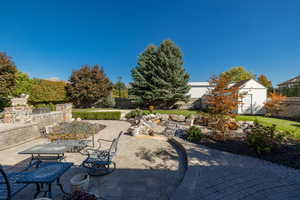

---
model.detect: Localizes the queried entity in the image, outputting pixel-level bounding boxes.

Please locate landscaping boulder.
[128,126,140,136]
[169,114,186,122]
[160,114,169,121]
[185,118,194,126]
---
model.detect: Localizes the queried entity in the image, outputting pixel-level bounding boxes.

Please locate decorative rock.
[185,118,194,126]
[169,114,186,122]
[160,114,169,121]
[128,126,140,136]
[151,125,166,134]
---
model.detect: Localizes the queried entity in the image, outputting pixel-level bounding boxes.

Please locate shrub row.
[72,111,121,120]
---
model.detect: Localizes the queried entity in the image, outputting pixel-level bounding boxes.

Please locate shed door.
[241,94,253,114]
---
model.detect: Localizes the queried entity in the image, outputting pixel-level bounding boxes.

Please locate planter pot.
[70,173,90,192]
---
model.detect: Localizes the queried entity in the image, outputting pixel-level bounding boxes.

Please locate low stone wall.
[0,123,40,150]
[277,97,300,120]
[31,111,65,127]
[0,103,72,150]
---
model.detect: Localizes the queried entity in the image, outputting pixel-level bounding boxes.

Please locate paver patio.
[1,120,300,199]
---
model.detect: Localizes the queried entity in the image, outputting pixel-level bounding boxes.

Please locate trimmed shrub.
[187,126,204,143]
[125,109,153,119]
[29,79,68,104]
[35,103,56,111]
[72,111,121,120]
[247,121,284,154]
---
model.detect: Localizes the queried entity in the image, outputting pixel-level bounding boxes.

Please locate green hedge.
[72,111,121,120]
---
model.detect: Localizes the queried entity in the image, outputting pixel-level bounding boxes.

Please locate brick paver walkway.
[171,138,300,200]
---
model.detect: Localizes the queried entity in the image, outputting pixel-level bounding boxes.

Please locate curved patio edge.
[168,137,300,200]
[168,137,205,200]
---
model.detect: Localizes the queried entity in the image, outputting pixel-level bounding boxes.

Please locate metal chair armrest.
[80,148,102,156]
[96,139,113,149]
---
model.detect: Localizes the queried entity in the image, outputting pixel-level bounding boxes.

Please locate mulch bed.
[198,137,300,170]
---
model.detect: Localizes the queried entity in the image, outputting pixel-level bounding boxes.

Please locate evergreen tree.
[131,40,190,108]
[66,65,113,108]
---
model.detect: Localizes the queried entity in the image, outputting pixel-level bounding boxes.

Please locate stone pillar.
[3,95,32,124]
[3,106,32,123]
[56,103,72,122]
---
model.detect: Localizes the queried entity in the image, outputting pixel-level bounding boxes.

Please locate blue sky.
[1,0,300,85]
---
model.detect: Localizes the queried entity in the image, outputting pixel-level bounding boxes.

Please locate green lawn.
[236,115,300,140]
[153,109,198,117]
[73,108,117,112]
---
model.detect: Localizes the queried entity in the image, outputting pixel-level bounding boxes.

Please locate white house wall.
[188,86,211,98]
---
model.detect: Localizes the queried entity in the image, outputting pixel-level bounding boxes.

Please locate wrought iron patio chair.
[81,132,123,176]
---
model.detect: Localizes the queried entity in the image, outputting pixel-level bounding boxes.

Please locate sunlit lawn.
[236,115,300,140]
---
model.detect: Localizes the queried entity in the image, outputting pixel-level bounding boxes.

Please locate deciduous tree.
[221,66,255,82]
[113,77,128,98]
[66,65,113,108]
[13,71,35,96]
[257,74,272,89]
[207,75,244,139]
[0,52,17,96]
[264,92,286,116]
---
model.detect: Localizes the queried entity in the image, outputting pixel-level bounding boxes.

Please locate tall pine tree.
[131,40,190,108]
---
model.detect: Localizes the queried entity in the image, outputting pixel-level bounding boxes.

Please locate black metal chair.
[81,132,123,176]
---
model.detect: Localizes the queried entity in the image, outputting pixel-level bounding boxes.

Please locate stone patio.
[1,120,182,200]
[1,120,300,199]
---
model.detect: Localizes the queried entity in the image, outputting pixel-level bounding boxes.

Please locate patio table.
[18,143,70,164]
[16,162,73,198]
[55,139,91,152]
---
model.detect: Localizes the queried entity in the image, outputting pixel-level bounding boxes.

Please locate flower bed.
[48,121,105,141]
[126,112,300,169]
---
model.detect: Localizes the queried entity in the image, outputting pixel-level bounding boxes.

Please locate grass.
[73,108,117,112]
[72,111,121,120]
[236,115,300,140]
[152,109,198,117]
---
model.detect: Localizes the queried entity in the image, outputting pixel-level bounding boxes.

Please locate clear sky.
[1,0,300,85]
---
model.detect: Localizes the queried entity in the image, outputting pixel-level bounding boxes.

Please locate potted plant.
[70,173,90,192]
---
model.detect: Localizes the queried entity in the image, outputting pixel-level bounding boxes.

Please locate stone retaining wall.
[0,103,72,150]
[31,111,65,126]
[0,123,40,150]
